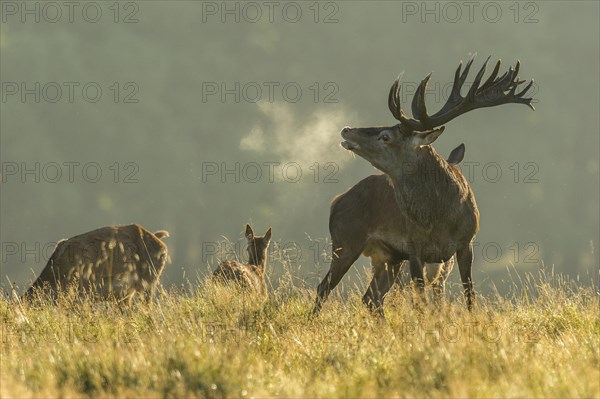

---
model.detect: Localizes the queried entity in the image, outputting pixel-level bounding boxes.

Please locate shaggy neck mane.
[387,146,466,230]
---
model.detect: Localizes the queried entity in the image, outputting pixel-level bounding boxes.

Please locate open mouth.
[341,140,359,151]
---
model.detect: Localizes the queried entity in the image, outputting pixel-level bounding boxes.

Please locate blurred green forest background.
[1,1,598,295]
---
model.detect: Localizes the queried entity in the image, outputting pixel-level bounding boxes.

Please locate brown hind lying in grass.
[212,224,272,295]
[22,224,170,304]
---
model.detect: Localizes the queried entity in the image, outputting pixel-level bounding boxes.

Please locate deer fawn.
[213,224,272,295]
[23,224,170,304]
[314,145,465,315]
[314,55,534,312]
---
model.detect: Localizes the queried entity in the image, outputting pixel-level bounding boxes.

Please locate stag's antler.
[388,55,535,131]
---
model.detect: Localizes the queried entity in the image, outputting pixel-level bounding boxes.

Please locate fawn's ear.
[245,224,254,240]
[154,230,170,239]
[264,227,272,242]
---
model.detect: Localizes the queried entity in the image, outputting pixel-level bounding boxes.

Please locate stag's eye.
[379,132,391,142]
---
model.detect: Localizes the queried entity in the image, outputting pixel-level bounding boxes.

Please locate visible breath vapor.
[240,102,355,171]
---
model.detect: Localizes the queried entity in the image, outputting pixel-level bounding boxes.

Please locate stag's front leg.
[409,255,426,307]
[456,244,474,311]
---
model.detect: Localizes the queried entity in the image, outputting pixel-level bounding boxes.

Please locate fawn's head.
[341,56,534,176]
[245,224,272,270]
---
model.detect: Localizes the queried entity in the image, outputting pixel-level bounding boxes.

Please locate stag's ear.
[412,126,445,147]
[245,224,254,240]
[263,227,272,242]
[447,143,465,165]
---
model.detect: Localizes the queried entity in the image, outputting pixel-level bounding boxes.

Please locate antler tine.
[467,55,491,100]
[411,73,432,127]
[515,79,535,110]
[424,56,535,128]
[388,79,401,120]
[488,60,534,109]
[480,59,501,91]
[450,61,463,101]
[386,56,535,130]
[457,55,476,94]
[433,55,477,118]
[387,75,422,129]
[517,79,534,97]
[512,60,521,85]
[490,65,515,91]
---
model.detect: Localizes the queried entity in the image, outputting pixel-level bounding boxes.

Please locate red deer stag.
[315,145,465,315]
[314,55,534,312]
[23,224,170,304]
[213,224,272,295]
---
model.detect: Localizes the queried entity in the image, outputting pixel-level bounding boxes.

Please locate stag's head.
[341,55,535,175]
[341,124,446,174]
[245,224,272,271]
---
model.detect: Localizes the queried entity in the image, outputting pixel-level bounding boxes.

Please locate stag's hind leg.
[362,259,404,316]
[456,245,474,311]
[313,246,361,315]
[409,255,427,308]
[429,257,454,305]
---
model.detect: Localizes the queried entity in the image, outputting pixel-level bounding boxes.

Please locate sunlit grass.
[1,269,598,398]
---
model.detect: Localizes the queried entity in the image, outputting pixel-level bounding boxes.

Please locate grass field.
[1,269,598,398]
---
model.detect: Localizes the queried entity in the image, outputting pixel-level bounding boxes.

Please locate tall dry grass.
[1,267,598,398]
